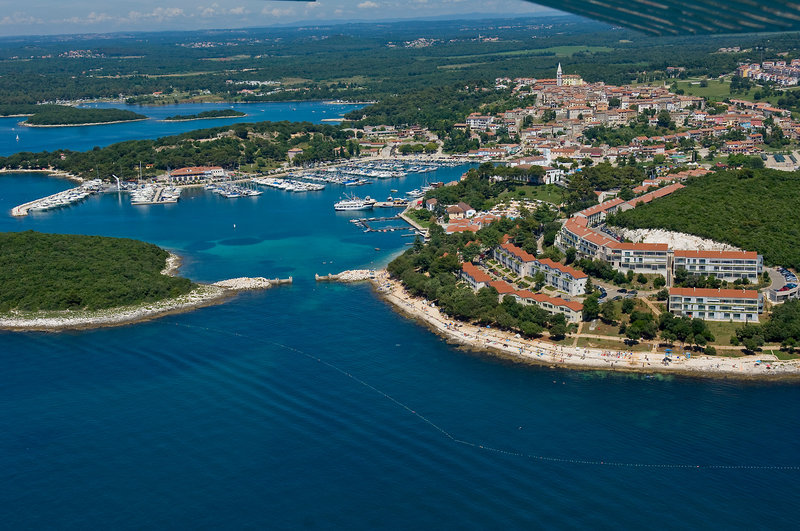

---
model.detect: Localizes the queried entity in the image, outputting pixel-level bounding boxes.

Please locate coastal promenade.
[371,271,800,380]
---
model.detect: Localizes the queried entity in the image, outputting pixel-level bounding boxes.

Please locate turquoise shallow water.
[1,101,361,156]
[1,157,800,526]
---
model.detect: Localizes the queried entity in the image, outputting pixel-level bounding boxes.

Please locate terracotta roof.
[500,242,537,263]
[536,257,589,279]
[490,280,516,294]
[577,197,624,218]
[514,290,583,311]
[613,242,669,252]
[669,287,759,299]
[462,262,492,284]
[170,166,223,176]
[673,250,759,260]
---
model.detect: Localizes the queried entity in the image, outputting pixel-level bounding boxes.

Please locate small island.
[0,231,280,330]
[22,106,147,127]
[163,109,246,121]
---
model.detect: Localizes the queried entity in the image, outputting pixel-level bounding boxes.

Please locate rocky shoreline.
[0,253,282,332]
[371,270,800,381]
[20,118,149,128]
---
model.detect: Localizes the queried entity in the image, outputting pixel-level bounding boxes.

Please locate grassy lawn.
[404,208,435,229]
[497,184,563,205]
[576,337,652,351]
[674,78,732,100]
[704,320,751,346]
[772,350,800,360]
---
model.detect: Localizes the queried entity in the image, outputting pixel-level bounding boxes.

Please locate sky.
[0,1,562,36]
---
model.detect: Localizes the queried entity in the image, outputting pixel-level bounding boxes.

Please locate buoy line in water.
[169,321,800,471]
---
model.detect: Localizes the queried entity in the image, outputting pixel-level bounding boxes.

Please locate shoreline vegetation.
[367,270,800,380]
[163,109,246,121]
[0,231,285,331]
[22,118,148,128]
[18,106,148,127]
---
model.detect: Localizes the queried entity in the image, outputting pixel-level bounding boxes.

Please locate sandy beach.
[371,270,800,381]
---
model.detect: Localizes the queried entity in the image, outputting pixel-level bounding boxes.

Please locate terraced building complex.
[668,287,761,322]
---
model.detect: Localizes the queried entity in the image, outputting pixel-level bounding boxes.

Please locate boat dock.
[11,179,104,217]
[349,216,420,234]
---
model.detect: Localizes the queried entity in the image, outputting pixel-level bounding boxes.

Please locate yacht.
[334,195,376,211]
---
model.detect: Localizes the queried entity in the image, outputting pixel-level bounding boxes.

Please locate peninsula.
[0,231,283,331]
[163,109,246,121]
[21,106,147,127]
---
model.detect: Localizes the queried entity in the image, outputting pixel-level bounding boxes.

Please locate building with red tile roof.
[493,241,588,296]
[669,287,761,322]
[672,250,763,282]
[513,290,583,322]
[461,262,492,290]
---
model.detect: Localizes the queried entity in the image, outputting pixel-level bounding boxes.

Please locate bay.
[1,101,361,156]
[0,140,799,527]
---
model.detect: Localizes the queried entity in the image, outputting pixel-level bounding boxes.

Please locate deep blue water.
[1,101,361,156]
[1,166,800,526]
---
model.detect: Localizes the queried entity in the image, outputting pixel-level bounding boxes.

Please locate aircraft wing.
[269,0,800,36]
[522,0,800,36]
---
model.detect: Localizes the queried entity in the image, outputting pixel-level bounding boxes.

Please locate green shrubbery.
[0,231,195,311]
[611,169,800,269]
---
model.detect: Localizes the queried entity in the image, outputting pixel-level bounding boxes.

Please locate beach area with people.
[370,270,800,380]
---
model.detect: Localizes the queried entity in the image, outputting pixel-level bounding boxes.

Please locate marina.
[7,158,467,217]
[10,179,104,216]
[130,185,182,205]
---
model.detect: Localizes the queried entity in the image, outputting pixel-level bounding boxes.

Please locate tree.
[565,247,577,265]
[582,295,600,321]
[584,277,594,295]
[549,323,568,340]
[621,297,635,314]
[656,110,674,129]
[636,273,647,284]
[600,300,618,324]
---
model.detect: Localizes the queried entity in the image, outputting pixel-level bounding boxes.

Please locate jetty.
[316,270,375,282]
[11,179,104,217]
[212,276,292,290]
[350,215,420,234]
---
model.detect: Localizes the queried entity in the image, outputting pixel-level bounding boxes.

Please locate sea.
[1,102,799,529]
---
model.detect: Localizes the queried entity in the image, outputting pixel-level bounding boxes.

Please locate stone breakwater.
[213,277,273,290]
[316,270,376,282]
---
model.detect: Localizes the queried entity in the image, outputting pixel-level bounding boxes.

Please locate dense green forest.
[0,231,194,311]
[164,110,246,121]
[24,107,146,126]
[0,121,355,178]
[609,169,800,269]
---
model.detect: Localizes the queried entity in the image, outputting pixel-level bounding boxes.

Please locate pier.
[11,179,104,217]
[349,215,419,234]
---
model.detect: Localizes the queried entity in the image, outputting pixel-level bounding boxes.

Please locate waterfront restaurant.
[170,166,227,183]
